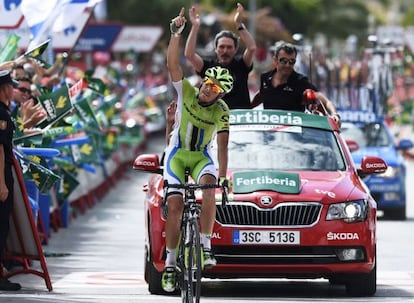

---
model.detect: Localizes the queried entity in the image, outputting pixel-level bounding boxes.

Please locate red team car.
[134,109,387,297]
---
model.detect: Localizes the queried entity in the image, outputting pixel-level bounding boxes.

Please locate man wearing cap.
[0,70,21,291]
[250,41,341,126]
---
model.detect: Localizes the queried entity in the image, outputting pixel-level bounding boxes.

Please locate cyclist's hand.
[219,177,229,207]
[218,177,229,191]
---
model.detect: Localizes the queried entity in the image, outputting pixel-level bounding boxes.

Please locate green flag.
[70,142,99,164]
[29,162,61,194]
[73,95,100,130]
[43,126,78,139]
[12,109,43,146]
[57,168,80,200]
[0,33,20,62]
[84,70,108,96]
[96,94,118,121]
[37,84,73,128]
[20,153,61,194]
[23,39,51,68]
[69,134,100,165]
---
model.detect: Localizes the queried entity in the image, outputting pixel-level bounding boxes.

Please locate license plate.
[233,230,300,245]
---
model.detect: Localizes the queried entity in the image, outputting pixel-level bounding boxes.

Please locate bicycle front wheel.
[182,219,202,303]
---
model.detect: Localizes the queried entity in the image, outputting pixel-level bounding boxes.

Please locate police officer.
[0,70,21,291]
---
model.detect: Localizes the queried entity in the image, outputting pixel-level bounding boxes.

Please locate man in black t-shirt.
[250,42,341,126]
[185,3,256,109]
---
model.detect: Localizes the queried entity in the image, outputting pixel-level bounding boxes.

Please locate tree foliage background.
[105,0,414,54]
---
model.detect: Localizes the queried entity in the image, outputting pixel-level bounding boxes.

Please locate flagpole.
[57,5,97,77]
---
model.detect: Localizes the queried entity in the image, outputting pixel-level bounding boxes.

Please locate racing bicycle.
[163,167,228,303]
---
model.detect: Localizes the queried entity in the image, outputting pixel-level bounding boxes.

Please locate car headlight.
[326,200,368,223]
[377,166,399,178]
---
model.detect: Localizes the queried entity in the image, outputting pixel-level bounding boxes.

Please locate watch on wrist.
[237,23,245,31]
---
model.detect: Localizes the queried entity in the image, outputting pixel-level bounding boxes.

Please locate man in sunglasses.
[185,3,256,109]
[11,77,32,111]
[250,41,341,126]
[11,77,46,130]
[161,8,233,293]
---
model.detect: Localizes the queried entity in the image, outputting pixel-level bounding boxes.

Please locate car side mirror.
[357,156,387,178]
[133,154,163,174]
[345,139,359,152]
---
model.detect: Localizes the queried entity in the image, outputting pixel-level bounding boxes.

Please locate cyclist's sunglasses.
[203,77,224,94]
[278,57,296,65]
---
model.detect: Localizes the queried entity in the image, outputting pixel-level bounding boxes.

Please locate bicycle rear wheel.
[182,219,202,303]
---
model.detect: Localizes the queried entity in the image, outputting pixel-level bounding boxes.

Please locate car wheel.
[144,246,149,283]
[145,214,168,295]
[345,261,376,296]
[147,256,166,295]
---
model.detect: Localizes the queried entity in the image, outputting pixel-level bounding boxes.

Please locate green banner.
[84,70,108,96]
[38,84,73,128]
[29,161,61,194]
[73,95,100,129]
[43,126,78,138]
[232,170,300,194]
[70,139,99,164]
[12,110,43,146]
[58,168,80,199]
[0,33,20,62]
[229,109,332,130]
[23,39,50,67]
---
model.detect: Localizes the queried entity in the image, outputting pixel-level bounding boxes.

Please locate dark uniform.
[0,70,20,291]
[260,69,318,111]
[0,101,14,259]
[200,56,252,109]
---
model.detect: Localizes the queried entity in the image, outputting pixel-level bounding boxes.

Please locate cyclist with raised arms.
[162,7,232,293]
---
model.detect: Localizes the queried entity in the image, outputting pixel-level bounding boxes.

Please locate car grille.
[216,202,322,226]
[212,245,366,265]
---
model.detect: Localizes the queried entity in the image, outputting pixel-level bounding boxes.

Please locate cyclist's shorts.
[163,145,217,195]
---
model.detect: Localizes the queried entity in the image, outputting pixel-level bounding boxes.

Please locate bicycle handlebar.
[164,180,228,207]
[164,182,218,190]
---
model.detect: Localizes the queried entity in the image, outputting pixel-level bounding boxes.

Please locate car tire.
[345,261,376,296]
[147,256,166,295]
[145,215,168,295]
[145,218,178,295]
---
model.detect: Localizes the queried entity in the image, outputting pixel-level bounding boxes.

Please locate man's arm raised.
[184,5,204,73]
[167,7,186,82]
[234,2,257,68]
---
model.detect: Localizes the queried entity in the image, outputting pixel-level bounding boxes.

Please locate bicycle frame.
[163,168,224,303]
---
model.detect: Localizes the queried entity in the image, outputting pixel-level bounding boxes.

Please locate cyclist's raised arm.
[167,8,186,82]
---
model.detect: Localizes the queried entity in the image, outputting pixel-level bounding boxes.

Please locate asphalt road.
[1,133,414,302]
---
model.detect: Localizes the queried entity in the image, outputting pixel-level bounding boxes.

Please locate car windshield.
[225,127,346,171]
[341,122,391,147]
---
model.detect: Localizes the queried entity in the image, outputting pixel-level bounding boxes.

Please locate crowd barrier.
[4,138,146,291]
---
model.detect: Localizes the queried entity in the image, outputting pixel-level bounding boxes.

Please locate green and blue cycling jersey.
[164,78,229,186]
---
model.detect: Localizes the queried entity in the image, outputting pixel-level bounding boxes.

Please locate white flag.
[20,0,101,50]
